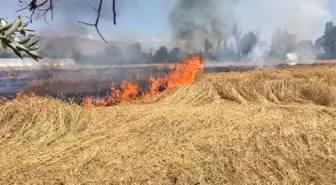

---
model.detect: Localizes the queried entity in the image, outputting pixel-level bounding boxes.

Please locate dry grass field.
[0,63,335,184]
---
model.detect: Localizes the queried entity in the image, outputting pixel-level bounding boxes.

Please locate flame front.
[84,55,204,108]
[15,90,35,100]
[13,56,204,108]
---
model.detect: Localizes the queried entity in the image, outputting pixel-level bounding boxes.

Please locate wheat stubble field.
[0,63,335,184]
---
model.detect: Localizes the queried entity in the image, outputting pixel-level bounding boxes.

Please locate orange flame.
[83,55,204,108]
[83,97,94,109]
[15,90,36,100]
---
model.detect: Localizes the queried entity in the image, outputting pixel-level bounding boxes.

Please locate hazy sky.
[0,0,335,42]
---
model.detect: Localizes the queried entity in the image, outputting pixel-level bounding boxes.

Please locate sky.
[0,0,335,43]
[0,0,175,40]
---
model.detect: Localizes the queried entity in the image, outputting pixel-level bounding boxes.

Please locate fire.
[84,55,204,108]
[165,56,203,88]
[15,90,36,100]
[83,97,94,109]
[12,55,204,108]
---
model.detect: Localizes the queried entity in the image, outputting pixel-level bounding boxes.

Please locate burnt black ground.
[0,64,271,104]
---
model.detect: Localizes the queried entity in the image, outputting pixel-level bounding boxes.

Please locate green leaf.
[1,40,8,50]
[4,18,21,38]
[25,50,42,61]
[23,28,35,32]
[0,19,7,26]
[0,17,41,60]
[16,43,30,52]
[6,41,23,59]
[24,37,40,48]
[18,35,33,45]
[29,45,40,51]
[17,22,28,32]
[0,21,14,32]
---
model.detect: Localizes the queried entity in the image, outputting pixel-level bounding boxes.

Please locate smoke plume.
[236,0,332,41]
[169,0,238,51]
[224,0,332,62]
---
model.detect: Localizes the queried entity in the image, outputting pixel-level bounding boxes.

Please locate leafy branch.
[0,16,42,61]
[1,0,118,60]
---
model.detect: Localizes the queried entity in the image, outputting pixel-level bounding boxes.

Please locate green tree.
[239,31,258,59]
[124,43,144,64]
[152,46,169,63]
[168,47,184,62]
[40,41,67,58]
[294,40,315,60]
[268,30,297,60]
[315,22,336,59]
[104,44,124,64]
[132,43,141,52]
[231,23,242,59]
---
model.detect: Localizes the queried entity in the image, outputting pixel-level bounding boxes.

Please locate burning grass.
[0,62,335,184]
[85,55,204,107]
[20,55,205,107]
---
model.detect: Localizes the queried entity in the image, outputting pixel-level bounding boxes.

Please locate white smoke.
[170,0,237,51]
[286,52,298,65]
[286,52,299,61]
[248,41,271,67]
[236,0,332,41]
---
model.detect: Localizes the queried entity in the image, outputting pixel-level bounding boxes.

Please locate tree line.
[71,43,185,65]
[0,40,185,65]
[0,20,335,64]
[215,21,335,61]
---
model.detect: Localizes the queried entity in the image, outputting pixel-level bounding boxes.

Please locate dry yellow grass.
[0,64,335,184]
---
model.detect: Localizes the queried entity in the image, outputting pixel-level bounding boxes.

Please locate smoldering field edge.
[0,59,335,105]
